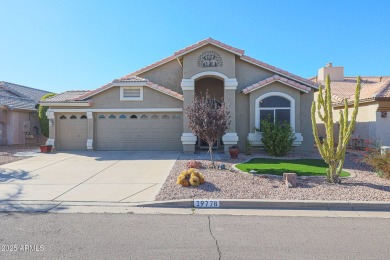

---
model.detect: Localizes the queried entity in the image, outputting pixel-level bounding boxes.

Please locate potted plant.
[40,145,52,153]
[229,145,239,159]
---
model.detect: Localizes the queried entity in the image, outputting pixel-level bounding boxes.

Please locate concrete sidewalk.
[0,151,180,203]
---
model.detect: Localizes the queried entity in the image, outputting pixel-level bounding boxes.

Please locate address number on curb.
[194,200,220,208]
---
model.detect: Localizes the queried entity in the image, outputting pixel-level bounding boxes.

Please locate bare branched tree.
[184,91,231,168]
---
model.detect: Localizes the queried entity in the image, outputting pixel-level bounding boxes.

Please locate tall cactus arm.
[311,102,329,163]
[317,86,326,122]
[325,75,334,157]
[336,109,345,158]
[343,76,361,147]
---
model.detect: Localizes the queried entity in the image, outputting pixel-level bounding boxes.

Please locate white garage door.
[95,113,183,151]
[58,114,88,150]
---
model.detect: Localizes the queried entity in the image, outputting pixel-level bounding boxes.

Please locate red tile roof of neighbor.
[45,38,319,104]
[313,76,390,104]
[241,75,312,94]
[40,90,90,103]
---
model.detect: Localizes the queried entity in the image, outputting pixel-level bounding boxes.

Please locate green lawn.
[236,158,350,177]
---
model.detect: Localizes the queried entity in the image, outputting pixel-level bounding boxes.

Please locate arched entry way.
[194,77,224,150]
[181,71,239,153]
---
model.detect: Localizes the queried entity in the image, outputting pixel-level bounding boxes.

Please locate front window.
[259,96,291,131]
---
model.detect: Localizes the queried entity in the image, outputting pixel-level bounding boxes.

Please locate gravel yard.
[155,150,390,202]
[0,145,41,166]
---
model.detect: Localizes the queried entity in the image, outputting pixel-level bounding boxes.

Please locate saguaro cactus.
[311,75,361,183]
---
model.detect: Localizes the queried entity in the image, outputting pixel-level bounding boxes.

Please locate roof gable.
[46,76,184,104]
[242,75,311,94]
[119,38,318,89]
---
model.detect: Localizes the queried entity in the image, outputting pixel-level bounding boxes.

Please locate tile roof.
[314,76,390,104]
[241,75,311,94]
[145,81,183,100]
[120,38,318,89]
[40,91,90,103]
[241,56,319,89]
[50,77,183,103]
[173,37,245,57]
[0,81,50,110]
[122,38,246,79]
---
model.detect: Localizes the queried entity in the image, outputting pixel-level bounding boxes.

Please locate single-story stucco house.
[41,38,320,152]
[0,81,50,145]
[313,63,390,146]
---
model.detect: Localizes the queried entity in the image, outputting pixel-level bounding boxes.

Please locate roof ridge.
[374,79,390,98]
[0,81,50,93]
[241,55,319,88]
[241,74,311,94]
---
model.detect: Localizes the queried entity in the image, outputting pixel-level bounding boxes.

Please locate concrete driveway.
[0,151,180,203]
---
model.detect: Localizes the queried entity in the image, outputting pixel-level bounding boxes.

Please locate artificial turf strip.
[235,158,350,177]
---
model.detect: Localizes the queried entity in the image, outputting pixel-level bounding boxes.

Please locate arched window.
[70,115,77,119]
[130,115,138,119]
[109,114,116,119]
[151,115,159,119]
[162,115,169,119]
[60,115,67,119]
[140,115,148,119]
[80,115,87,119]
[98,115,105,119]
[119,114,126,119]
[255,92,295,132]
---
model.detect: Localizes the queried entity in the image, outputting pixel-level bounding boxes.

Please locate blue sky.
[1,0,389,93]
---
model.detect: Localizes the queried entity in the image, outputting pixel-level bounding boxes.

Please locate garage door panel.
[96,113,182,151]
[58,114,88,150]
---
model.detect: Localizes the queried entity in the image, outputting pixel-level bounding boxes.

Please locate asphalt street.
[1,212,389,259]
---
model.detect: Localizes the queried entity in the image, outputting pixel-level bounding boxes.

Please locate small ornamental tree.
[38,93,56,137]
[311,75,361,183]
[184,91,231,168]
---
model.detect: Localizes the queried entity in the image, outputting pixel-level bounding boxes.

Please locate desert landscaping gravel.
[0,145,40,166]
[156,151,390,202]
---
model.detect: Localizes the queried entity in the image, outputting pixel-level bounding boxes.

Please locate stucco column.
[46,110,55,147]
[181,79,197,153]
[86,111,93,150]
[222,78,239,153]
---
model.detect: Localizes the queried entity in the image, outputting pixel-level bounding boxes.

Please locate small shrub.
[187,160,202,169]
[176,168,206,187]
[260,119,295,156]
[362,142,390,179]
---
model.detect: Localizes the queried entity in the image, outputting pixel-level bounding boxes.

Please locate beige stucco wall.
[235,58,274,90]
[240,79,314,151]
[138,60,183,94]
[90,86,183,109]
[183,45,236,79]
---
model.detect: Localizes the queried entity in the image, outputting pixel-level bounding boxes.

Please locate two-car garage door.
[95,112,183,151]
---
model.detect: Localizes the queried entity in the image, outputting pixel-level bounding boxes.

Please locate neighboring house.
[313,63,390,146]
[0,81,50,145]
[41,38,319,152]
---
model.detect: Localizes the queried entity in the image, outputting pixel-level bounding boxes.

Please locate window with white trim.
[255,92,295,132]
[120,86,143,101]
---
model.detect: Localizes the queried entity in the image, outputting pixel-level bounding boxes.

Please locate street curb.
[139,199,390,211]
[1,199,390,213]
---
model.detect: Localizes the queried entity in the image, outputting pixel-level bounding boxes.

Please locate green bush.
[362,142,390,179]
[38,93,56,137]
[260,119,295,156]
